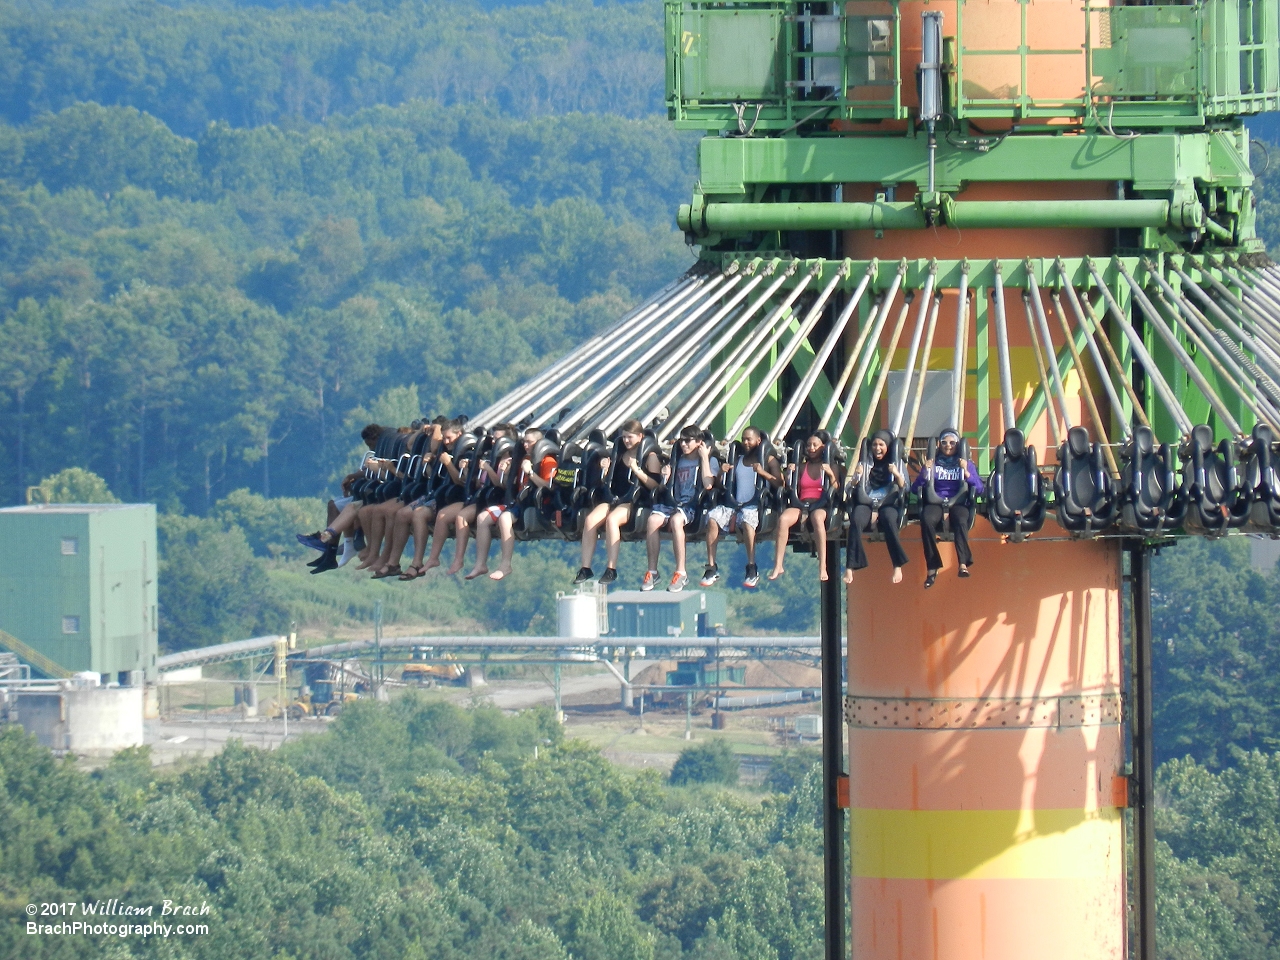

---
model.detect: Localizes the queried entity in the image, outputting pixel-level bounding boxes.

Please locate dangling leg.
[423,502,463,571]
[467,510,496,579]
[770,507,801,580]
[879,505,907,584]
[603,504,631,575]
[490,510,516,580]
[950,504,974,576]
[577,502,610,581]
[845,504,871,584]
[919,503,944,587]
[810,508,829,581]
[448,504,478,574]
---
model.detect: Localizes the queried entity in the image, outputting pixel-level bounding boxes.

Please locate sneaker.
[699,565,719,587]
[573,567,594,585]
[743,564,760,589]
[668,571,688,592]
[309,548,339,574]
[598,567,618,584]
[297,532,327,552]
[642,570,658,592]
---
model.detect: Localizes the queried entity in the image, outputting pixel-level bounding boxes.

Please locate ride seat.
[1242,423,1280,536]
[1053,426,1118,536]
[1180,424,1249,536]
[1118,426,1184,534]
[847,434,908,542]
[919,433,979,540]
[785,434,844,551]
[986,428,1045,541]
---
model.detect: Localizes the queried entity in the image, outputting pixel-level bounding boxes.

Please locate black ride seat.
[514,435,561,541]
[612,430,662,542]
[1053,426,1117,536]
[785,433,844,551]
[1180,424,1249,536]
[986,428,1045,541]
[848,433,908,542]
[919,433,979,541]
[547,432,608,541]
[1242,423,1280,536]
[1118,426,1184,534]
[658,429,719,544]
[721,433,781,540]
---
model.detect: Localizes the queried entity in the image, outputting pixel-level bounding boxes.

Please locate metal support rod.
[1072,286,1148,431]
[991,265,1017,433]
[699,266,821,429]
[1087,259,1192,436]
[728,262,850,441]
[950,263,970,429]
[1050,292,1119,476]
[851,291,916,445]
[904,293,943,444]
[820,538,845,960]
[1128,543,1157,960]
[1174,264,1280,385]
[1026,269,1074,433]
[890,262,937,435]
[822,261,908,430]
[1116,260,1241,436]
[1020,291,1064,449]
[774,263,876,440]
[665,259,793,432]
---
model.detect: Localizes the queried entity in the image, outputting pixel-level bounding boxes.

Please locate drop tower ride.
[472,2,1280,957]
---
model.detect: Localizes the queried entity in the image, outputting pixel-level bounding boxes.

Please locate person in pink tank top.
[771,433,841,582]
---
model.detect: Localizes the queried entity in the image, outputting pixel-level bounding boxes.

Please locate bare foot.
[842,569,853,585]
[421,558,441,572]
[892,567,903,584]
[768,567,785,581]
[819,569,829,582]
[446,559,465,575]
[464,567,488,580]
[488,568,508,581]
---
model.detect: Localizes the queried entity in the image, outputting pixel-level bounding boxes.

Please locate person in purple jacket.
[910,429,984,588]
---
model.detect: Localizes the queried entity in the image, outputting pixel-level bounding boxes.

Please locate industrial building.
[0,503,158,682]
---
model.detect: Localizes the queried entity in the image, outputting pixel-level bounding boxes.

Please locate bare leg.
[372,501,410,571]
[670,513,687,574]
[356,504,384,567]
[468,511,496,579]
[448,505,478,574]
[770,507,801,579]
[407,506,435,570]
[604,505,630,569]
[810,508,828,581]
[321,502,361,542]
[706,520,720,566]
[490,511,515,580]
[741,519,755,566]
[645,512,666,571]
[423,503,464,570]
[580,503,610,570]
[383,505,416,572]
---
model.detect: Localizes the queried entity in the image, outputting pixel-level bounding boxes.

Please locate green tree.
[670,740,741,787]
[28,467,118,504]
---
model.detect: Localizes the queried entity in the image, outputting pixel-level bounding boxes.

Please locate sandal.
[398,565,425,581]
[371,565,402,579]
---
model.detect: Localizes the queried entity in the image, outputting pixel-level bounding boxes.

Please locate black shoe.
[924,571,937,589]
[310,549,339,574]
[699,565,719,587]
[354,531,367,552]
[573,567,594,584]
[599,567,618,584]
[958,565,971,578]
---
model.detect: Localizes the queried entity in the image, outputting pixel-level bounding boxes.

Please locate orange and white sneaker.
[668,571,688,592]
[642,570,658,592]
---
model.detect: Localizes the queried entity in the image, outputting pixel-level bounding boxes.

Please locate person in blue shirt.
[644,425,719,592]
[910,429,984,588]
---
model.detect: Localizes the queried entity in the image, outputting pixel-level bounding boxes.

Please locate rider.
[910,428,983,588]
[704,426,781,589]
[644,425,718,593]
[771,433,840,583]
[845,429,909,585]
[574,419,663,585]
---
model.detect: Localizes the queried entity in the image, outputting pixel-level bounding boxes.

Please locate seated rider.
[467,427,556,581]
[845,429,909,585]
[298,422,392,566]
[771,433,840,583]
[574,418,662,585]
[704,426,781,590]
[910,428,983,588]
[643,425,718,593]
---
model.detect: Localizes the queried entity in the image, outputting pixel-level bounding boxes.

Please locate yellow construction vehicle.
[401,648,465,687]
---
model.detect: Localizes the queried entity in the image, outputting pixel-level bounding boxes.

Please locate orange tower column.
[846,535,1127,960]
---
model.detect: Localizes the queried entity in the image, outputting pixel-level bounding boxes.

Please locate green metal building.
[0,504,158,681]
[604,590,728,639]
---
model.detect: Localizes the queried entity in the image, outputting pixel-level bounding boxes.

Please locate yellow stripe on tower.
[852,807,1124,881]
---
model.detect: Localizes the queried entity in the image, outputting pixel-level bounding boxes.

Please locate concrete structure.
[0,504,158,681]
[6,683,144,756]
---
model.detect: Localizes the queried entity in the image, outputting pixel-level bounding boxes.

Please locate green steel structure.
[0,504,158,681]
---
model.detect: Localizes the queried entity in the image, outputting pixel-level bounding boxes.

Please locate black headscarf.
[935,428,962,471]
[867,429,894,488]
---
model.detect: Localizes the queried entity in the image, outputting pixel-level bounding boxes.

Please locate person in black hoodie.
[844,429,909,585]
